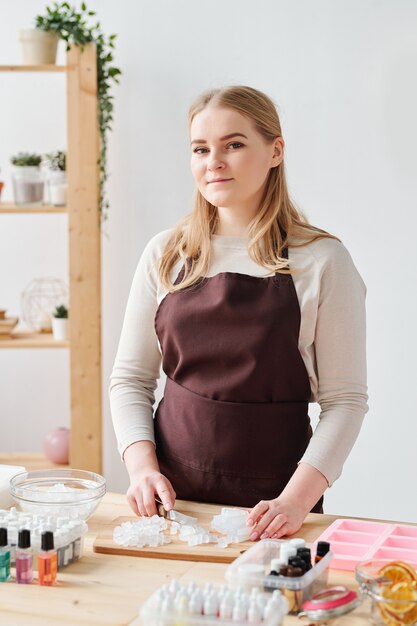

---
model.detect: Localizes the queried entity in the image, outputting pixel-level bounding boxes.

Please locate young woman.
[110,85,368,540]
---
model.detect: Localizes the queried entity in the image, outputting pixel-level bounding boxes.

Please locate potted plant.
[35,1,121,221]
[44,150,67,206]
[19,27,59,65]
[10,152,44,206]
[52,304,69,341]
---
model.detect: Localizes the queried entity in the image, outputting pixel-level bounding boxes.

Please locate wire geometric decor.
[21,277,68,332]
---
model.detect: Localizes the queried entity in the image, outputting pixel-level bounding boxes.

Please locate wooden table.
[0,492,394,625]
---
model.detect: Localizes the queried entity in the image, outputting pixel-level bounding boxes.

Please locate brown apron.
[154,245,323,512]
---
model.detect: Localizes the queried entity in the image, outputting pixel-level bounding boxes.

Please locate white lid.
[280,544,297,558]
[270,558,286,571]
[238,563,265,576]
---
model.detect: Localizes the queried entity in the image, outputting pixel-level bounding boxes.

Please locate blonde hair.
[159,85,340,292]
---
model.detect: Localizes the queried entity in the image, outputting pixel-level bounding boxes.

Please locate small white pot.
[19,28,59,65]
[48,171,67,206]
[52,317,69,341]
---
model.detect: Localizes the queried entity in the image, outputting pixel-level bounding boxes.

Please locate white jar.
[48,170,67,206]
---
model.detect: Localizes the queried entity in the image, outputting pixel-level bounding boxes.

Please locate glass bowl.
[10,469,106,520]
[355,560,397,590]
[368,579,417,625]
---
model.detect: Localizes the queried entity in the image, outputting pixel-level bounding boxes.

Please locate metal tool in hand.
[155,498,197,525]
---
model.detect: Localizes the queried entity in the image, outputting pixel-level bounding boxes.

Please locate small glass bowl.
[10,469,106,520]
[368,579,417,625]
[355,560,394,590]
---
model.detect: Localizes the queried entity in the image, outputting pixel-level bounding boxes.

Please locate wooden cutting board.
[93,500,252,563]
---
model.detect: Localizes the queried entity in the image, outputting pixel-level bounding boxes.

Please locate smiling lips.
[209,178,233,184]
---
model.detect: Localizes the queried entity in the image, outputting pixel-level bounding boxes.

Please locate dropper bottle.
[0,528,11,582]
[16,529,33,584]
[38,531,57,586]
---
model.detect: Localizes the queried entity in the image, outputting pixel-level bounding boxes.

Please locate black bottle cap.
[41,531,54,551]
[299,548,312,565]
[0,527,7,547]
[18,528,31,549]
[288,556,307,573]
[316,541,330,556]
[297,547,311,558]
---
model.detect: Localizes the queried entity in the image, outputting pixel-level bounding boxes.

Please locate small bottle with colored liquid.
[0,528,11,582]
[38,531,57,586]
[315,540,330,564]
[16,529,33,584]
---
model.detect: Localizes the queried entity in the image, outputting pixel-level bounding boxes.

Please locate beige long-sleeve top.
[110,230,368,486]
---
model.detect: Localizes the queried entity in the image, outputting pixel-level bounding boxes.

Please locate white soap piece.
[187,535,201,547]
[0,465,26,509]
[221,507,247,517]
[211,508,250,542]
[217,537,229,548]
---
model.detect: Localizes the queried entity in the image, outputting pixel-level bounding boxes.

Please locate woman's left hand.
[246,495,308,540]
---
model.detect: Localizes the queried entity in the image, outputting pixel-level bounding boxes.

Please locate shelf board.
[0,331,69,348]
[0,202,68,214]
[0,453,68,471]
[0,65,67,72]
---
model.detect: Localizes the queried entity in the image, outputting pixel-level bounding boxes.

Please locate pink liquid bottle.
[16,529,33,584]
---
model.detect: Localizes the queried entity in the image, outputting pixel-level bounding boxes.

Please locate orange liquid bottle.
[38,531,57,586]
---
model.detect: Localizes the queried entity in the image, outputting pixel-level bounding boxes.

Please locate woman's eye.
[193,142,243,154]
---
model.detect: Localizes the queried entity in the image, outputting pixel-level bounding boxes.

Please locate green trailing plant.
[53,304,68,318]
[35,2,121,220]
[45,150,66,171]
[11,152,42,167]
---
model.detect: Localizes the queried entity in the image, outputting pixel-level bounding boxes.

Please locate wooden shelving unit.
[0,46,102,473]
[0,453,68,472]
[0,64,67,72]
[0,202,68,214]
[0,331,69,348]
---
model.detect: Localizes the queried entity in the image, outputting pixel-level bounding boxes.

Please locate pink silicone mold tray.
[314,519,417,571]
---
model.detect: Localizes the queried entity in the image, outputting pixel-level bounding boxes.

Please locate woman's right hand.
[127,468,176,517]
[123,440,176,517]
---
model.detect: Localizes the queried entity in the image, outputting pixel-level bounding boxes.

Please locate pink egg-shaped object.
[43,427,70,465]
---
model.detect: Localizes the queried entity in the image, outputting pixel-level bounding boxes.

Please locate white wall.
[1,1,416,523]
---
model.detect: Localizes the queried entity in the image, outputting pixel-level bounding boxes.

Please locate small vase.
[43,427,70,465]
[52,317,69,341]
[19,29,59,65]
[12,166,44,206]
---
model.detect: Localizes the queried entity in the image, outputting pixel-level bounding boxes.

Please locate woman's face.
[190,106,284,215]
